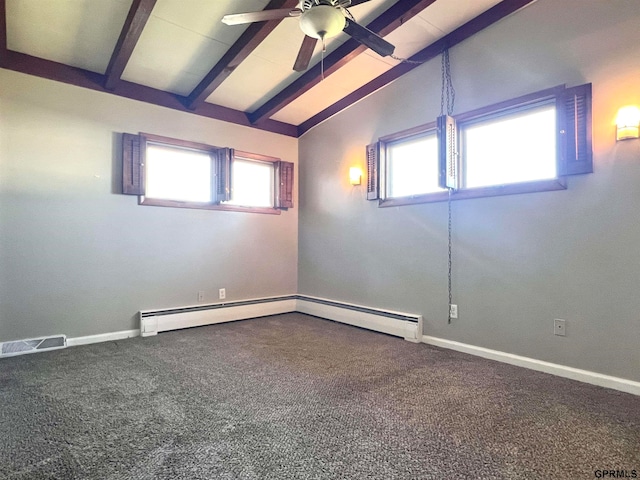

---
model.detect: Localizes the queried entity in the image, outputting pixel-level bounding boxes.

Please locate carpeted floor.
[1,313,639,479]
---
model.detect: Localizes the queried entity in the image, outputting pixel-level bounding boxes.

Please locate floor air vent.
[0,335,67,357]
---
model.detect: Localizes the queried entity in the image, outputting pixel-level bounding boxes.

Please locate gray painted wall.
[298,0,640,381]
[0,70,298,340]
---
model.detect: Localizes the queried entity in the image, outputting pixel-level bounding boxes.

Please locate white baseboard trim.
[422,335,640,396]
[296,296,421,342]
[67,329,140,347]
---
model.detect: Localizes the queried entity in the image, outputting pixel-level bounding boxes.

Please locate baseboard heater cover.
[140,295,421,342]
[296,295,421,342]
[140,296,297,337]
[0,335,67,358]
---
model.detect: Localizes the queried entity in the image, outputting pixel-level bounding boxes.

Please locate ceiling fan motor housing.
[300,0,352,10]
[299,4,346,40]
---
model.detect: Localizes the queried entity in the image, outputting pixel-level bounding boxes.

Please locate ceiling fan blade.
[222,8,301,26]
[293,36,318,72]
[346,0,374,6]
[343,19,395,57]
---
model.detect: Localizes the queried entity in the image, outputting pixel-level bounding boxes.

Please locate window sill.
[378,178,567,207]
[140,197,282,215]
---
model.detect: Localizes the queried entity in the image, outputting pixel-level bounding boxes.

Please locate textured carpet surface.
[1,313,639,479]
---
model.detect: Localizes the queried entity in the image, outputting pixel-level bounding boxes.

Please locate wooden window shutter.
[437,115,458,189]
[122,133,144,195]
[276,161,294,209]
[214,147,233,203]
[366,142,380,200]
[559,83,592,175]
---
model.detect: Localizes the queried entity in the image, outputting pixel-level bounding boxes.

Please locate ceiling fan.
[221,0,395,72]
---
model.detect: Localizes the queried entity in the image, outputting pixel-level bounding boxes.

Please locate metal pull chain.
[440,48,455,324]
[440,48,455,117]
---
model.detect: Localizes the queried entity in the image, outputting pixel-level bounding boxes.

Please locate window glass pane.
[145,144,211,202]
[463,105,556,188]
[387,134,441,198]
[226,158,274,208]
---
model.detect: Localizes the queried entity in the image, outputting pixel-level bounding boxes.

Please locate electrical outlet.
[554,318,566,336]
[197,291,204,302]
[449,304,458,319]
[219,288,226,300]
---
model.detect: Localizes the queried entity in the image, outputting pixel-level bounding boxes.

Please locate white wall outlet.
[219,288,226,300]
[197,291,204,302]
[554,318,566,336]
[449,304,458,319]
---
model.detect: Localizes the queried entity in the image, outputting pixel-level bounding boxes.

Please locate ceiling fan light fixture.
[299,5,346,40]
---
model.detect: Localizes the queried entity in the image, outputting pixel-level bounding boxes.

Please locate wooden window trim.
[123,132,292,214]
[453,85,565,124]
[366,142,380,200]
[141,132,218,152]
[122,133,144,195]
[374,124,440,204]
[138,198,282,215]
[559,83,593,175]
[275,160,294,209]
[379,121,437,143]
[379,178,567,207]
[234,150,280,163]
[369,83,590,207]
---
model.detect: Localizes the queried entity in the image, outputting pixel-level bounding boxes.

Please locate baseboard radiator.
[295,296,421,342]
[140,296,297,337]
[0,335,67,358]
[140,295,421,342]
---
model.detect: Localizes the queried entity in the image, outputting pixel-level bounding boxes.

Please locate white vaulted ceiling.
[3,0,526,136]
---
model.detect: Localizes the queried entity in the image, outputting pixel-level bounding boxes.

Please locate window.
[145,143,212,203]
[386,133,442,198]
[366,125,443,202]
[462,103,557,188]
[225,155,275,208]
[367,84,592,206]
[122,133,293,214]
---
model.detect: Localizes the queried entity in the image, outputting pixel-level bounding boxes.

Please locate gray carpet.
[1,313,639,479]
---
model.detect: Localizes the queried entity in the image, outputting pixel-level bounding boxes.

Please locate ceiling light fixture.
[299,4,346,41]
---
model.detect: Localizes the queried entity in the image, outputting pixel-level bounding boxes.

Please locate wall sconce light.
[349,167,362,185]
[616,105,640,141]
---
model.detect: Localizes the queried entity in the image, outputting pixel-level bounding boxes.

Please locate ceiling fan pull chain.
[390,53,426,65]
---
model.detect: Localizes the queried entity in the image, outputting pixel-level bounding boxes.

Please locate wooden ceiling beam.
[297,0,536,136]
[0,0,7,67]
[2,50,298,137]
[186,0,299,110]
[248,0,438,125]
[104,0,157,91]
